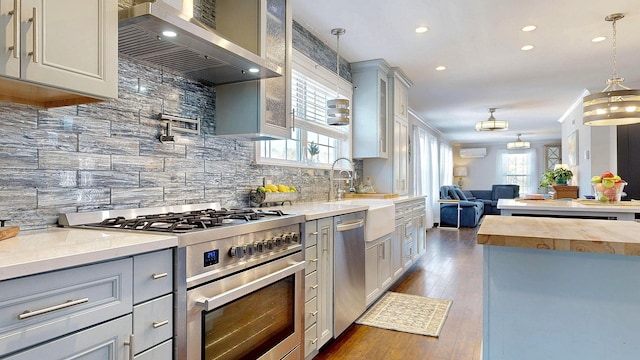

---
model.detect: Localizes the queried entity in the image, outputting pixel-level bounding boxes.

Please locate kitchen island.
[478,215,640,360]
[497,198,640,220]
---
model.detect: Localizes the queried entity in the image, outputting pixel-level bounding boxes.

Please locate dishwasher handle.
[336,219,364,232]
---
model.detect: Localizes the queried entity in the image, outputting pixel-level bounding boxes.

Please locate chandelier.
[583,13,640,126]
[327,28,350,126]
[475,108,508,131]
[507,133,530,149]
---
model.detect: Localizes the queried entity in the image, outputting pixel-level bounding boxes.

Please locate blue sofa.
[439,185,484,227]
[463,184,520,215]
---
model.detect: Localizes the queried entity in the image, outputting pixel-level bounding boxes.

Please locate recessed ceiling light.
[162,30,177,37]
[521,45,534,51]
[522,25,537,32]
[415,26,428,34]
[248,68,260,73]
[592,36,606,43]
[435,66,446,71]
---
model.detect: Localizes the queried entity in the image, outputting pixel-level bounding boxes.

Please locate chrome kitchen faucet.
[329,157,356,201]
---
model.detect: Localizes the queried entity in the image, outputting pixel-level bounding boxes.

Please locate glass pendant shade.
[507,134,530,149]
[327,99,350,125]
[475,108,508,131]
[327,28,350,126]
[583,14,640,126]
[583,87,640,126]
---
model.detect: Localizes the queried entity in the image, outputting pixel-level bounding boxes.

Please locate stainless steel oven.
[180,218,306,360]
[185,252,304,360]
[59,203,306,360]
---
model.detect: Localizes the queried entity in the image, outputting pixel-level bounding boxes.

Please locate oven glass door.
[203,274,295,360]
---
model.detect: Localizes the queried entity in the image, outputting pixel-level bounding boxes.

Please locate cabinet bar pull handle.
[18,297,89,320]
[152,320,169,328]
[8,0,20,59]
[308,258,318,263]
[152,272,168,280]
[28,7,37,63]
[311,284,319,289]
[310,310,318,316]
[311,338,318,344]
[124,334,134,360]
[310,231,318,236]
[322,228,329,251]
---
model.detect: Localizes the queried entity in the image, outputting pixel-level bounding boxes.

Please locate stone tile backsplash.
[0,14,356,230]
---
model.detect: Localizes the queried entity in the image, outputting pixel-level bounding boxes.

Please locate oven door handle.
[195,260,306,311]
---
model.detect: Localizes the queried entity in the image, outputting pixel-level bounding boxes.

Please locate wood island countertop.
[477,215,640,256]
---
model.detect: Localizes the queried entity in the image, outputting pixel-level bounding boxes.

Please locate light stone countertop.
[266,195,426,220]
[0,196,427,280]
[498,198,640,213]
[478,215,640,256]
[0,227,178,281]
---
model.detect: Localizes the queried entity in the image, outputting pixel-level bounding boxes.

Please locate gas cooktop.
[59,203,305,246]
[80,208,288,233]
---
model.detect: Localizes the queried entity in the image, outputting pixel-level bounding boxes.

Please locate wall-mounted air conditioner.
[460,148,487,158]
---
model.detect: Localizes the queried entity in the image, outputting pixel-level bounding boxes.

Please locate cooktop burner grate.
[89,208,288,233]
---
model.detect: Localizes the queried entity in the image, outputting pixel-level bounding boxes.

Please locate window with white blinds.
[258,50,352,167]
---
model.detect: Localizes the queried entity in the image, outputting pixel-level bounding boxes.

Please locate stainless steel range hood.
[118,1,282,86]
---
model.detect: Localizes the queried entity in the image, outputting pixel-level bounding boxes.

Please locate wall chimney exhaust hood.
[118,1,282,86]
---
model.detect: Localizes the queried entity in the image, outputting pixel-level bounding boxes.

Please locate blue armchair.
[439,185,484,227]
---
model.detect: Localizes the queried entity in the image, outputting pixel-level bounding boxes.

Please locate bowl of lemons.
[251,183,298,205]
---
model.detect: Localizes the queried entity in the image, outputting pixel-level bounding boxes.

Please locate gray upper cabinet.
[352,59,391,159]
[0,0,118,107]
[215,0,293,140]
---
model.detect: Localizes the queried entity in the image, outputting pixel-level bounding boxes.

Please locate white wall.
[559,92,617,197]
[452,143,555,193]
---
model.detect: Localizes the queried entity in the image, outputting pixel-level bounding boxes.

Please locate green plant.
[307,141,320,156]
[539,168,573,188]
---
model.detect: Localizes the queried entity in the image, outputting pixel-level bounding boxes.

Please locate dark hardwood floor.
[315,226,483,360]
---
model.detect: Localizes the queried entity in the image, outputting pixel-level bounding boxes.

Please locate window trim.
[255,49,353,169]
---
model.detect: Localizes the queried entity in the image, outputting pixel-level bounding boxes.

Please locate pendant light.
[327,28,350,126]
[583,13,640,126]
[507,133,530,149]
[475,108,509,131]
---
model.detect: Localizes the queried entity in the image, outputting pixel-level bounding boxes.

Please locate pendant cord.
[611,18,618,80]
[335,32,341,97]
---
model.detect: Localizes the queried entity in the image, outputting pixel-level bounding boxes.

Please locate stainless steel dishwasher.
[333,211,366,337]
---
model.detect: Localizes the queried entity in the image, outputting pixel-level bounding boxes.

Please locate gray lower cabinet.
[4,314,132,360]
[303,217,333,360]
[365,234,392,306]
[134,339,172,360]
[0,248,174,359]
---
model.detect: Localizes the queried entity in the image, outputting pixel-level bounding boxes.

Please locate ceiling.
[292,0,640,146]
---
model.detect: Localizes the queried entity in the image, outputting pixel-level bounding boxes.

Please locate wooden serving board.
[344,193,399,199]
[0,226,19,241]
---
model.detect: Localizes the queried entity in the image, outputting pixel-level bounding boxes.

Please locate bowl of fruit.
[250,183,298,205]
[591,171,627,203]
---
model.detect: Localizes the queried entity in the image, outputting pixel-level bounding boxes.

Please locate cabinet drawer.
[4,314,131,360]
[304,297,318,329]
[305,225,318,247]
[134,339,173,360]
[305,245,318,274]
[305,271,318,302]
[133,294,173,354]
[133,249,173,304]
[304,323,318,358]
[0,258,133,355]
